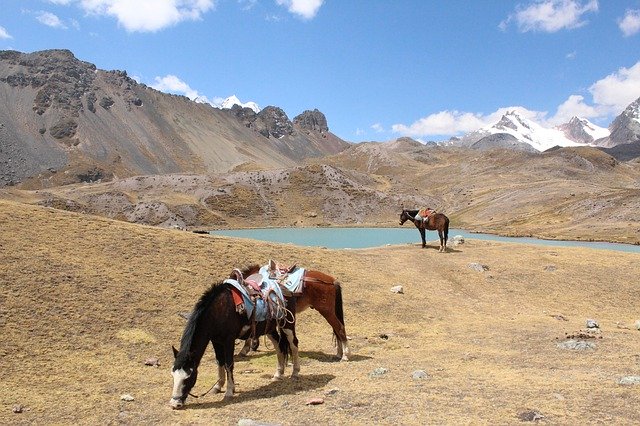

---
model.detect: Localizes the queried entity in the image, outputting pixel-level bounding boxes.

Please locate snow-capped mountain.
[446,111,592,152]
[218,95,260,113]
[555,117,609,145]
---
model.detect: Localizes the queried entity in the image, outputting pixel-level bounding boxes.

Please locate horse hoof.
[272,375,283,381]
[222,395,233,402]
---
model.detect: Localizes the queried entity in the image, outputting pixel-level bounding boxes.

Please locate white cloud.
[589,61,640,113]
[500,0,598,33]
[392,110,487,137]
[548,95,601,124]
[46,0,74,4]
[566,50,577,59]
[239,0,258,11]
[151,75,209,103]
[394,61,640,138]
[275,0,323,20]
[392,107,550,138]
[78,0,215,32]
[371,123,384,133]
[619,9,640,37]
[35,11,68,29]
[0,26,12,39]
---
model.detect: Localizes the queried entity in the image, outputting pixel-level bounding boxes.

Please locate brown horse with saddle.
[238,260,350,361]
[400,208,450,252]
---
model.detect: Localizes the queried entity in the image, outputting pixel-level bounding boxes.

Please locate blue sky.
[1,0,640,142]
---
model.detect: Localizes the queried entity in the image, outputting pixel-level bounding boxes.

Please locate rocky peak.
[293,109,329,133]
[608,97,640,146]
[0,49,97,116]
[495,111,532,132]
[255,106,294,139]
[556,116,609,145]
[230,104,258,128]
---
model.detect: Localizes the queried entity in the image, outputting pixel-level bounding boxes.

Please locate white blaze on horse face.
[170,368,190,403]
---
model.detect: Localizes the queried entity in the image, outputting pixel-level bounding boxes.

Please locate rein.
[189,379,222,399]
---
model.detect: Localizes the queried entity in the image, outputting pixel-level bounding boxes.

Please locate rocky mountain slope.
[4,138,639,244]
[0,49,349,188]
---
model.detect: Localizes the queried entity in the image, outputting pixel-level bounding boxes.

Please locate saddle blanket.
[224,278,286,322]
[259,264,306,294]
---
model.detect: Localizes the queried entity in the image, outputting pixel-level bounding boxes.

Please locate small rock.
[369,367,389,378]
[517,410,544,422]
[12,405,23,413]
[144,357,159,367]
[543,265,557,272]
[551,314,568,321]
[452,235,465,246]
[619,376,640,385]
[120,394,135,402]
[616,322,630,330]
[635,320,640,330]
[412,370,428,379]
[305,398,324,405]
[238,419,281,426]
[468,262,489,272]
[390,285,404,294]
[324,388,339,396]
[178,312,191,320]
[557,339,596,351]
[586,319,599,329]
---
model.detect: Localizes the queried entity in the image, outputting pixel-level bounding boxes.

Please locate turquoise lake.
[209,227,640,253]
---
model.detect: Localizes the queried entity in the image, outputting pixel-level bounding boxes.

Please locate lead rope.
[189,378,222,399]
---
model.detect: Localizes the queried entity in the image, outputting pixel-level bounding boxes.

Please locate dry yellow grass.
[1,199,639,425]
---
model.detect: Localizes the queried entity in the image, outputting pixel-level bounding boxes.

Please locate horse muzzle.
[169,396,185,409]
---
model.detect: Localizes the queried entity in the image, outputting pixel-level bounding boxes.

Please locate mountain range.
[444,104,640,153]
[0,49,348,188]
[1,49,639,245]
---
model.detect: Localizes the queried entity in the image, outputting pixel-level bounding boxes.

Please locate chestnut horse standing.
[239,263,350,361]
[400,208,450,252]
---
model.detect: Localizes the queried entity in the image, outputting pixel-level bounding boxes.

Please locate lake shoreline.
[209,226,640,253]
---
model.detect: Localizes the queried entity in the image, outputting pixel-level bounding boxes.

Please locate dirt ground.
[1,199,640,425]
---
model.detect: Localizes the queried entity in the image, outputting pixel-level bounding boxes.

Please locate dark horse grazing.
[169,265,298,409]
[238,262,350,361]
[399,208,450,252]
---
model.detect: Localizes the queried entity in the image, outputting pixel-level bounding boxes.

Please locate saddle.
[268,259,297,278]
[266,259,305,295]
[418,208,435,219]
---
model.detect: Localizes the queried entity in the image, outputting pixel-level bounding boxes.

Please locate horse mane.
[178,264,260,355]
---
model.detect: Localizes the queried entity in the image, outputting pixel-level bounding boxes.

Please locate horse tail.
[334,281,345,330]
[444,215,450,242]
[278,330,291,365]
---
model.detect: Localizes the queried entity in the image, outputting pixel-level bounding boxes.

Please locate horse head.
[399,209,411,225]
[169,346,198,409]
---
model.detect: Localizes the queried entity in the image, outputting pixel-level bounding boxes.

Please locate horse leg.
[438,230,444,252]
[238,338,252,356]
[420,227,426,248]
[315,307,349,361]
[282,328,300,378]
[268,331,286,380]
[212,342,226,394]
[223,339,236,400]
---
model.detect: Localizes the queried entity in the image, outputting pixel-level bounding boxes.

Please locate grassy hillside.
[2,199,640,424]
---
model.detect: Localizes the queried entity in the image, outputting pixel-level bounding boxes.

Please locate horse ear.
[172,345,179,358]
